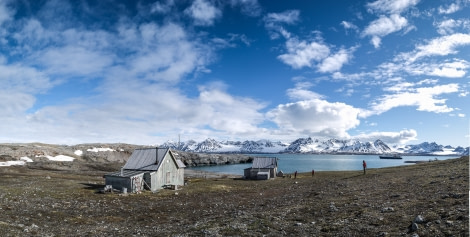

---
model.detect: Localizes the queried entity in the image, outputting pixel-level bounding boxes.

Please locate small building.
[104,147,185,192]
[244,157,278,180]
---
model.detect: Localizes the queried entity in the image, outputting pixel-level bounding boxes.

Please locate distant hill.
[161,138,469,156]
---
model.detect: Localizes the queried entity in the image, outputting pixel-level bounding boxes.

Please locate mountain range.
[161,138,469,156]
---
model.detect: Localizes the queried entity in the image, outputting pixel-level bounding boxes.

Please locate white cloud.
[151,0,175,14]
[128,22,211,82]
[0,0,14,26]
[9,79,268,144]
[264,10,300,25]
[403,33,470,62]
[341,21,358,30]
[428,60,469,78]
[0,61,52,93]
[435,19,470,35]
[384,59,470,78]
[366,34,470,79]
[229,0,262,17]
[362,14,409,48]
[278,38,330,69]
[286,82,325,101]
[0,91,36,116]
[267,98,361,138]
[263,10,301,39]
[362,83,460,117]
[277,36,355,72]
[198,86,266,134]
[438,3,461,14]
[366,0,420,14]
[185,0,221,26]
[35,46,114,76]
[318,48,355,73]
[354,129,418,144]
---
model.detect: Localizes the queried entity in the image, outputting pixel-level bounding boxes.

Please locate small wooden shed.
[104,148,185,192]
[244,157,278,180]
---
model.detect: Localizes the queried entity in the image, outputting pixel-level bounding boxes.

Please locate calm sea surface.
[188,154,460,175]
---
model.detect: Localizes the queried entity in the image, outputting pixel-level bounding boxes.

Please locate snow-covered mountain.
[161,138,469,155]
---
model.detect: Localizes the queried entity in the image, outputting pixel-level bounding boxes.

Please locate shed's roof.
[251,157,277,169]
[105,170,146,178]
[123,148,185,171]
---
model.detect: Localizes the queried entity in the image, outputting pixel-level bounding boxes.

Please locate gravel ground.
[0,156,468,236]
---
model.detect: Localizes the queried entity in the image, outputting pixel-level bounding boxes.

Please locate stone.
[381,207,394,213]
[413,215,425,224]
[329,202,338,212]
[411,223,419,232]
[377,231,389,236]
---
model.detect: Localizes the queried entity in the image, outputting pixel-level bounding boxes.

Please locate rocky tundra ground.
[0,144,468,236]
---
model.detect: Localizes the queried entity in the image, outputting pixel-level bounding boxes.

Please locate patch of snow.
[74,150,83,156]
[20,157,33,162]
[431,148,458,155]
[0,157,34,167]
[87,147,115,152]
[45,155,75,162]
[0,160,26,166]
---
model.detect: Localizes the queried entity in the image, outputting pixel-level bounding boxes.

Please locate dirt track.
[0,156,468,236]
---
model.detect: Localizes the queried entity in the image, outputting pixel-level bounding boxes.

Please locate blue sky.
[0,0,469,146]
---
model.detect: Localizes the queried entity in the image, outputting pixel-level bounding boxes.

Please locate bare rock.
[413,215,425,224]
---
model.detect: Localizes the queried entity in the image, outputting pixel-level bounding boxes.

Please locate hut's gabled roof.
[251,157,277,169]
[123,148,185,171]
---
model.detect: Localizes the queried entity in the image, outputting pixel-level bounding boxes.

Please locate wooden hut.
[104,148,185,192]
[244,157,278,180]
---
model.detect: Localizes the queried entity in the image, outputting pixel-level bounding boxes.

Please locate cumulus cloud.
[267,98,361,138]
[277,36,355,72]
[185,0,222,26]
[278,38,330,69]
[362,14,408,48]
[363,0,419,48]
[317,48,355,73]
[0,1,244,144]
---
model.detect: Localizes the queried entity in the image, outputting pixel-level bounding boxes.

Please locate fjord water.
[188,154,460,175]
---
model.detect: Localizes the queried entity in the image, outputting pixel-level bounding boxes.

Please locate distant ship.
[379,154,403,159]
